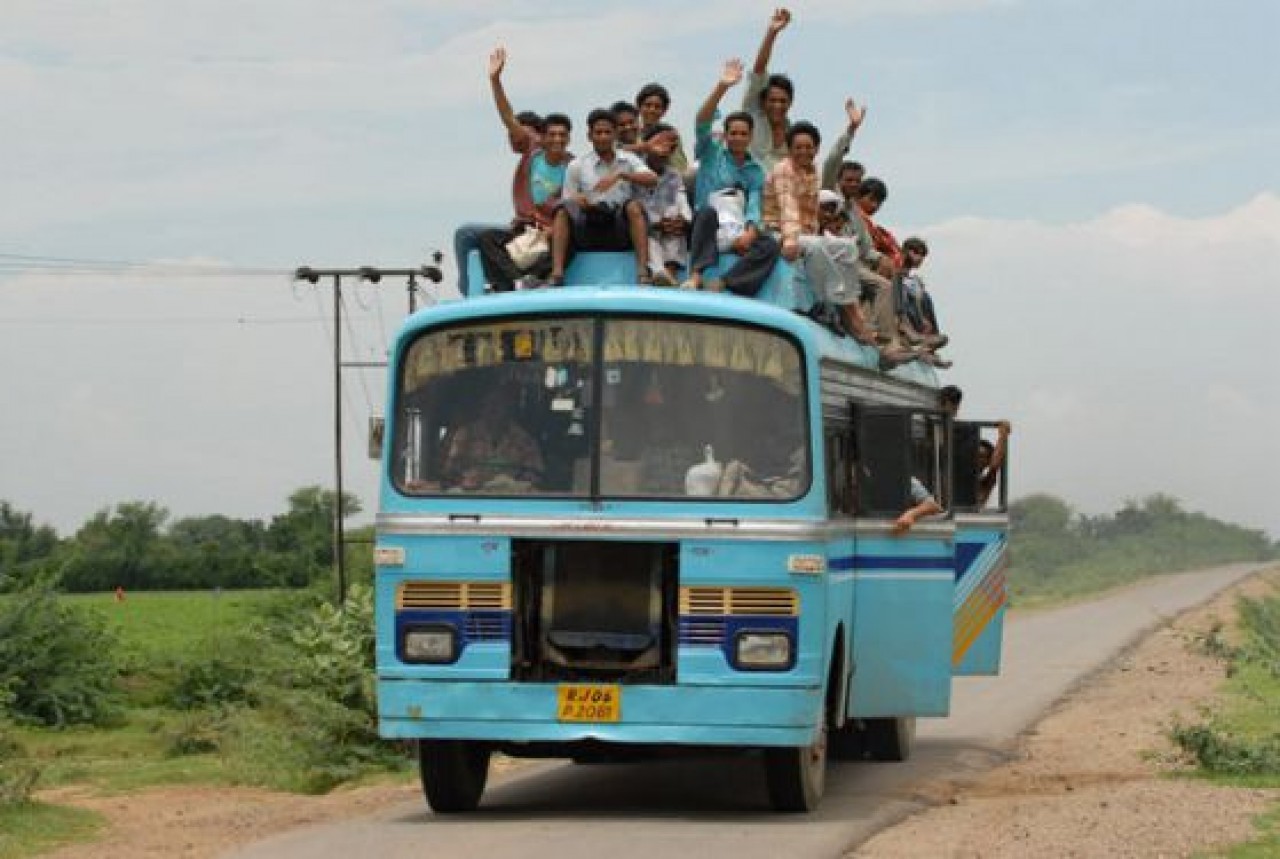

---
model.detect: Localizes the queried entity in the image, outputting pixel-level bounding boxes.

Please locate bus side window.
[852,410,912,517]
[824,429,855,516]
[950,421,982,511]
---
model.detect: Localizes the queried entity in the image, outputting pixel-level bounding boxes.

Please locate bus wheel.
[763,726,827,813]
[863,717,916,762]
[418,740,491,813]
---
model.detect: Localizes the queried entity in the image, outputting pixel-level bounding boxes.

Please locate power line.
[0,316,318,326]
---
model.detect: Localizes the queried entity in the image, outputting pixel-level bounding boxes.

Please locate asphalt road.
[228,563,1268,859]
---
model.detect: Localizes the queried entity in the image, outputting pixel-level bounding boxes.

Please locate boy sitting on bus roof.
[896,236,951,367]
[635,82,690,174]
[548,109,657,286]
[681,58,780,296]
[636,123,692,287]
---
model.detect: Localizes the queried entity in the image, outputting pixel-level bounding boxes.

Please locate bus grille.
[679,586,798,617]
[397,581,512,610]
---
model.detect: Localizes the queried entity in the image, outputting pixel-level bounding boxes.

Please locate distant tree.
[1010,494,1075,536]
[0,502,60,591]
[266,487,363,587]
[58,502,170,592]
[167,515,271,589]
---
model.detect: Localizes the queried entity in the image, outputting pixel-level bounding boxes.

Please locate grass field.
[65,589,279,666]
[0,802,102,859]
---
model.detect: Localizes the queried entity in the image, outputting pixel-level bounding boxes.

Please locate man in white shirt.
[549,108,658,285]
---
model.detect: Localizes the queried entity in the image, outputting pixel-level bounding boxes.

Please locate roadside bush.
[165,709,227,757]
[1171,723,1280,776]
[165,655,257,711]
[1171,593,1280,778]
[0,714,39,806]
[221,585,406,792]
[0,586,120,727]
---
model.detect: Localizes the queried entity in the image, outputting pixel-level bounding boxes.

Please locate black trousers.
[477,228,550,292]
[687,207,780,296]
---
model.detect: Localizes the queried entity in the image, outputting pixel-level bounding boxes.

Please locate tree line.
[0,487,368,593]
[1008,492,1277,601]
[2,489,1275,595]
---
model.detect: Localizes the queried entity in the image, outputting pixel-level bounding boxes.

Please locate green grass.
[0,801,103,859]
[65,590,278,666]
[13,708,237,794]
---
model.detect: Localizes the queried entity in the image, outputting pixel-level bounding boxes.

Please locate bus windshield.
[394,315,809,500]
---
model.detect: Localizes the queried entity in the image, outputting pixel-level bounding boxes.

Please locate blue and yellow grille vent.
[679,586,798,617]
[396,581,511,611]
[395,581,513,657]
[679,587,799,650]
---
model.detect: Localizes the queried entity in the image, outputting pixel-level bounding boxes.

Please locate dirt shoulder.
[850,568,1280,859]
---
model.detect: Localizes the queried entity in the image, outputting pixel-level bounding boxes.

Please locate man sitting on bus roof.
[743,8,795,173]
[467,47,573,293]
[763,120,884,348]
[681,58,779,295]
[454,48,554,296]
[548,108,657,286]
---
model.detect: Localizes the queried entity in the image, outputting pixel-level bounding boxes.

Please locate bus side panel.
[846,534,954,717]
[952,524,1008,676]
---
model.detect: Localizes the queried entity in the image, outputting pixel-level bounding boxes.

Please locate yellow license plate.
[556,684,621,722]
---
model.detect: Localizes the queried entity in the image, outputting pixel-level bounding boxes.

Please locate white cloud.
[927,193,1280,535]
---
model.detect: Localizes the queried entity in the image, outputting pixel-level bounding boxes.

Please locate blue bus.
[373,253,1009,813]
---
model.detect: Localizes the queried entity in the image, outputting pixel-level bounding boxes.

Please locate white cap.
[818,189,843,207]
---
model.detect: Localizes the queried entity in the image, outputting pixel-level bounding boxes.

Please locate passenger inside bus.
[976,420,1012,508]
[439,387,544,492]
[892,477,943,534]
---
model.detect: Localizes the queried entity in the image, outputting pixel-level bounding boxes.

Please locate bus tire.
[828,721,865,760]
[418,740,491,813]
[763,726,827,813]
[863,717,915,762]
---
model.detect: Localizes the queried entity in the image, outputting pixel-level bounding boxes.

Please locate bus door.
[949,420,1010,676]
[846,405,954,718]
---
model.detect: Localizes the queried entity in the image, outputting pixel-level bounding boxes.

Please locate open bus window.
[393,316,808,501]
[853,407,947,518]
[951,420,1010,513]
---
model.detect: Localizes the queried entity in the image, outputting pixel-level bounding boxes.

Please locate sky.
[2,0,1278,538]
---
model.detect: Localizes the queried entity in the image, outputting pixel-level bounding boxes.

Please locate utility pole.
[293,256,443,604]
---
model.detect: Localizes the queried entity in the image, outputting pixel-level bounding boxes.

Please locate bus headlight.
[733,631,793,670]
[402,624,457,664]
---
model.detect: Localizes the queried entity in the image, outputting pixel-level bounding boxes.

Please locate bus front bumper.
[377,679,823,747]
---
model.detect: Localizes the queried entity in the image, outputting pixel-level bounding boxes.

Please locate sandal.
[547,274,565,288]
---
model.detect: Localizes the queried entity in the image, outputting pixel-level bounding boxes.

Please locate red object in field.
[114,586,125,602]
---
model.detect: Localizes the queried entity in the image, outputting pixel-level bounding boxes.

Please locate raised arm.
[752,8,792,75]
[697,58,744,126]
[821,97,868,189]
[487,46,529,143]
